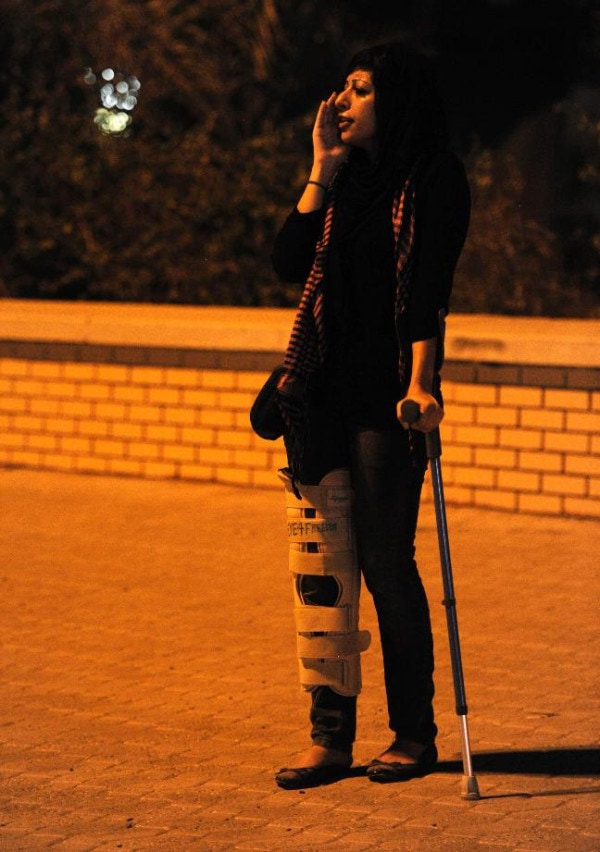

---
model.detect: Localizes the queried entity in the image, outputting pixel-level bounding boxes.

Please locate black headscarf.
[334,40,449,236]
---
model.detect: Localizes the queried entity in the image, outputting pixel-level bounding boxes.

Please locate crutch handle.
[399,399,442,460]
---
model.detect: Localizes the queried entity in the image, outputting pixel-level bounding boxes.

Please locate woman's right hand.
[312,92,349,179]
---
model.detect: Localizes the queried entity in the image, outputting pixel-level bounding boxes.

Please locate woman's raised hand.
[312,92,349,178]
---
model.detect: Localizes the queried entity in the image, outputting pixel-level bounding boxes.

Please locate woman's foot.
[275,745,353,789]
[366,739,437,783]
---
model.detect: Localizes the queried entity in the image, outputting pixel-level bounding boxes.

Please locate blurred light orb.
[94,108,132,136]
[84,66,141,137]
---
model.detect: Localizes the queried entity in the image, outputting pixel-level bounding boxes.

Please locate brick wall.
[1,301,598,518]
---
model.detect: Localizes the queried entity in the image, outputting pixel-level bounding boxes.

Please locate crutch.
[401,399,481,800]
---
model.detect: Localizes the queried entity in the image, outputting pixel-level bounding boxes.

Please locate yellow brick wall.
[1,356,599,519]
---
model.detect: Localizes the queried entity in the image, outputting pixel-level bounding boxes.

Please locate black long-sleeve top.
[271,152,470,428]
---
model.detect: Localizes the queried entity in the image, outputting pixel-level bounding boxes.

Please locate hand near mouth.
[311,92,349,180]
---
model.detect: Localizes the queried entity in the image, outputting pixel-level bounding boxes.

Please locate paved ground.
[0,469,598,851]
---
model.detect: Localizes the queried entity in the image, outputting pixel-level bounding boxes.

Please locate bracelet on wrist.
[307,180,327,191]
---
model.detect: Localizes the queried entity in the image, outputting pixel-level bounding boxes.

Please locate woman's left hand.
[397,391,444,433]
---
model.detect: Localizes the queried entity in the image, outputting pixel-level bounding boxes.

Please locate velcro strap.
[294,605,352,633]
[284,484,352,512]
[287,517,351,544]
[288,547,356,575]
[297,630,371,659]
[298,658,362,696]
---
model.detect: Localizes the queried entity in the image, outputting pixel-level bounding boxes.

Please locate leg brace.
[279,468,371,697]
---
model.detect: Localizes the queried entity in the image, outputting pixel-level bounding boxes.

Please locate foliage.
[0,0,597,316]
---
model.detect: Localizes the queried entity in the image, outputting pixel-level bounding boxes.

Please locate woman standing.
[269,41,470,788]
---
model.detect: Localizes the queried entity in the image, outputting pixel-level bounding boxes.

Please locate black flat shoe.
[275,762,352,790]
[366,743,438,784]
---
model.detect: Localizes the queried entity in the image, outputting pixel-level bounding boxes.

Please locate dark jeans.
[286,402,437,753]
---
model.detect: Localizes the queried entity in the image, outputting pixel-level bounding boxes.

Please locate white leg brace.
[279,468,371,697]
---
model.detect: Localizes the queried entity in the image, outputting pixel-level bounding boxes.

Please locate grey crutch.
[401,399,481,800]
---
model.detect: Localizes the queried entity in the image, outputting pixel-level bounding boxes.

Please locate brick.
[453,425,498,447]
[13,414,44,432]
[28,434,59,450]
[0,395,28,413]
[164,367,200,388]
[563,496,600,518]
[474,489,518,511]
[518,493,563,515]
[589,478,600,498]
[145,423,178,442]
[218,390,256,411]
[566,367,600,390]
[216,467,251,486]
[499,386,543,407]
[199,409,235,427]
[113,384,146,403]
[566,411,600,433]
[109,458,143,476]
[94,439,126,457]
[179,462,214,480]
[474,447,517,469]
[96,364,130,383]
[182,388,218,407]
[45,380,79,399]
[147,386,181,405]
[111,421,144,440]
[45,416,76,434]
[10,449,41,466]
[130,366,164,385]
[128,404,162,424]
[163,444,196,462]
[40,452,76,470]
[13,378,46,396]
[216,430,253,449]
[441,444,474,465]
[565,454,600,477]
[477,364,521,385]
[544,431,589,454]
[592,391,600,412]
[61,400,93,418]
[477,405,518,426]
[520,408,565,430]
[29,397,60,415]
[60,436,91,453]
[521,365,567,388]
[446,404,475,425]
[452,383,497,404]
[198,446,233,465]
[0,430,25,448]
[233,448,273,469]
[62,362,97,380]
[163,406,196,426]
[200,370,236,389]
[542,473,587,496]
[29,361,63,379]
[142,461,177,478]
[128,441,162,460]
[236,371,271,392]
[452,466,496,487]
[544,388,589,410]
[519,451,563,473]
[78,419,110,438]
[179,426,215,445]
[0,358,30,376]
[94,402,127,421]
[439,483,473,505]
[497,469,540,492]
[75,456,109,474]
[79,383,112,401]
[500,428,543,450]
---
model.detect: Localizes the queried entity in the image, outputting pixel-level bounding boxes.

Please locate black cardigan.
[272,152,471,428]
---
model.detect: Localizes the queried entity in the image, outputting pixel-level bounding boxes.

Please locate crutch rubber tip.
[461,775,481,800]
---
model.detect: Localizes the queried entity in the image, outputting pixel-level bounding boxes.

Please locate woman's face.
[335,69,377,155]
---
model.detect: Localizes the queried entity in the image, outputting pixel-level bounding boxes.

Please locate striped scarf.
[278,163,421,485]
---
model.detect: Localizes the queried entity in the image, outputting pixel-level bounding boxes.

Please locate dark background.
[0,0,598,315]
